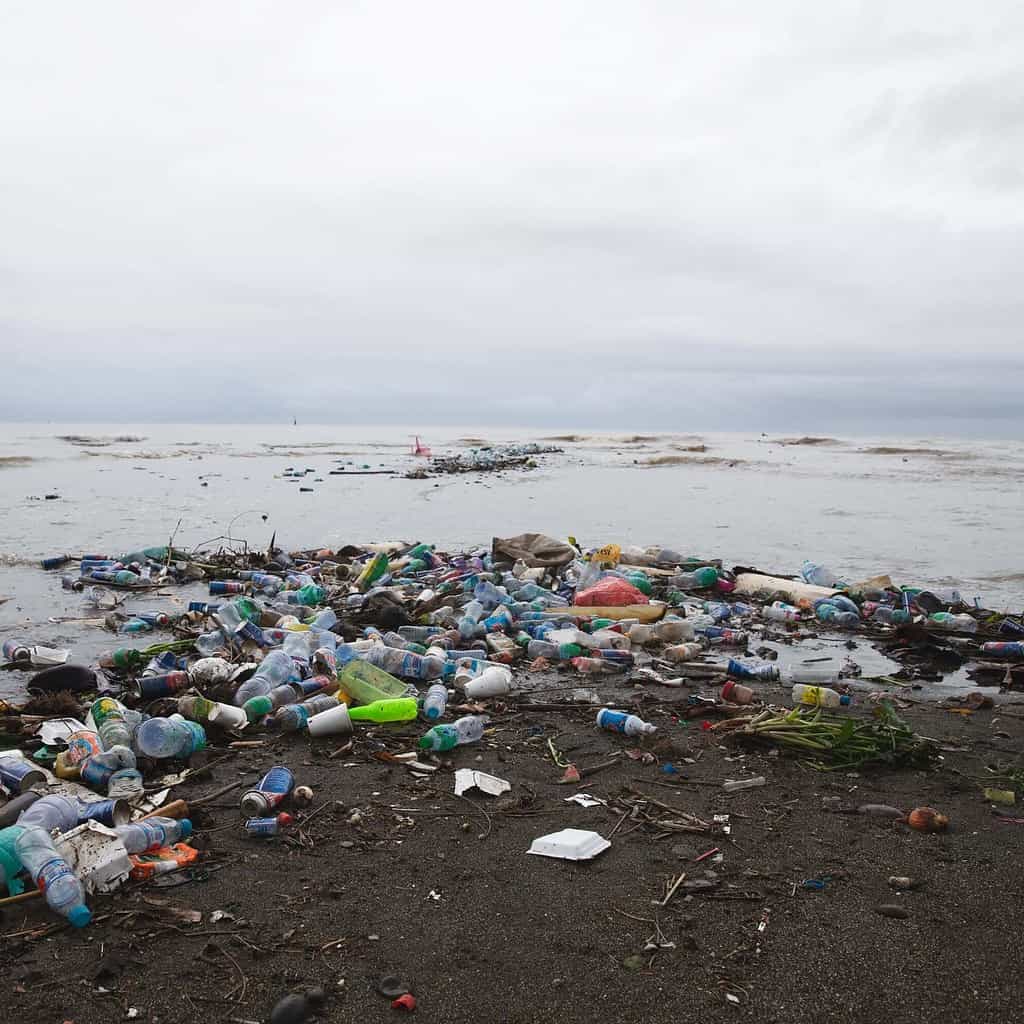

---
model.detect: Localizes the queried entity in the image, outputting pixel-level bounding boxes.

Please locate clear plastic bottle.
[801,561,841,588]
[234,650,294,706]
[668,567,718,590]
[362,645,444,680]
[114,817,192,853]
[421,683,448,721]
[14,826,91,927]
[90,697,134,750]
[417,715,488,752]
[525,639,581,661]
[791,684,851,708]
[243,682,304,723]
[133,715,206,759]
[16,794,81,832]
[783,663,841,684]
[654,616,695,642]
[79,746,137,789]
[595,708,657,736]
[270,695,340,732]
[930,612,978,634]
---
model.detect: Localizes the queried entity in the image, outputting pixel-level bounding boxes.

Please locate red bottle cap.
[391,993,417,1011]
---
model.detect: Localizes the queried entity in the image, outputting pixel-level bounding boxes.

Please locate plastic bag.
[575,578,649,607]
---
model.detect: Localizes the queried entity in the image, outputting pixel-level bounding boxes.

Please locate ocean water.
[2,423,1022,600]
[1,423,1021,700]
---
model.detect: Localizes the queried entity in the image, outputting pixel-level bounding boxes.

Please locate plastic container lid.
[68,905,92,928]
[527,828,611,861]
[179,819,193,839]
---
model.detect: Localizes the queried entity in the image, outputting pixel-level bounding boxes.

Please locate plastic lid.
[417,734,433,749]
[179,819,193,839]
[721,681,736,701]
[68,904,92,928]
[839,695,852,706]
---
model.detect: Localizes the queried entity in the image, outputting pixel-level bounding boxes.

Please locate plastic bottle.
[929,612,978,634]
[801,561,842,588]
[814,602,861,629]
[571,656,620,675]
[79,746,138,789]
[422,683,448,721]
[355,552,389,590]
[90,697,134,750]
[417,715,488,752]
[654,617,695,642]
[764,602,801,623]
[234,650,294,706]
[14,827,91,927]
[347,698,418,724]
[664,643,703,663]
[792,684,851,708]
[361,645,444,680]
[98,647,146,671]
[669,567,718,590]
[721,680,754,705]
[16,795,80,832]
[133,715,206,759]
[245,813,293,837]
[240,766,295,816]
[783,663,841,684]
[0,824,25,894]
[114,817,193,854]
[595,708,657,736]
[525,639,581,661]
[270,696,341,732]
[243,682,304,723]
[727,659,779,681]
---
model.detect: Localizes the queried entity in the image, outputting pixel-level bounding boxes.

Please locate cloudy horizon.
[3,2,1023,436]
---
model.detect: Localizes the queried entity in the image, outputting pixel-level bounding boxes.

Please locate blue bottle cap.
[839,695,852,706]
[179,819,193,839]
[69,904,92,928]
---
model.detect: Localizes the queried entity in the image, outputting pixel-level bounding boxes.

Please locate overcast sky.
[2,2,1023,435]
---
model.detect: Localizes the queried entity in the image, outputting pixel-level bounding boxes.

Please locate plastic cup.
[307,703,353,737]
[464,666,512,699]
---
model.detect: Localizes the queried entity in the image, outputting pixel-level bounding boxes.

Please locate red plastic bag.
[575,578,649,606]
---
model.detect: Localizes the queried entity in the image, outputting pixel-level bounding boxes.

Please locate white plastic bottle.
[791,684,851,709]
[14,826,91,927]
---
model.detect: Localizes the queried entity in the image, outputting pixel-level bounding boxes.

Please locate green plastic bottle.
[98,647,146,670]
[347,698,418,724]
[0,825,25,895]
[356,553,389,591]
[626,573,653,596]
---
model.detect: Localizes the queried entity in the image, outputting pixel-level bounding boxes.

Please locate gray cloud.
[2,1,1023,436]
